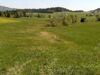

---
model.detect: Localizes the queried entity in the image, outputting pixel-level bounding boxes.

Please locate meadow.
[0,12,100,75]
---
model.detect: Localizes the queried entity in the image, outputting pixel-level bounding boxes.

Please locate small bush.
[46,15,69,27]
[62,16,69,26]
[97,18,100,21]
[80,18,86,23]
[36,13,45,18]
[96,15,100,21]
[48,15,52,19]
[46,18,57,27]
[66,14,80,24]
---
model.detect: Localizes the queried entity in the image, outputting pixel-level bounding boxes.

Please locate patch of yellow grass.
[6,60,32,75]
[40,31,78,48]
[0,18,19,24]
[40,31,59,43]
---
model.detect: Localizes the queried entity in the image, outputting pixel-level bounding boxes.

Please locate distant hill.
[0,6,15,11]
[0,6,72,13]
[90,8,100,13]
[44,7,72,12]
[73,10,84,12]
[0,6,86,13]
[30,7,72,13]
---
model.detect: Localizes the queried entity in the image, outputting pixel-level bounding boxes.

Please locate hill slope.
[90,8,100,13]
[0,5,14,11]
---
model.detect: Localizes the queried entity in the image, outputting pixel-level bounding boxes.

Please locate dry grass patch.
[6,60,32,75]
[40,31,59,43]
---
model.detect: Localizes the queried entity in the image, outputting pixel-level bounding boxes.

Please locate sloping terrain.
[0,5,14,11]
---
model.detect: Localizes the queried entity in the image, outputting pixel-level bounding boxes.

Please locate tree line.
[0,9,32,18]
[0,7,72,18]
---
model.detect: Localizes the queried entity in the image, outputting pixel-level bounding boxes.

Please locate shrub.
[80,18,86,23]
[6,13,10,18]
[96,15,100,21]
[62,16,69,26]
[46,15,69,27]
[48,15,52,19]
[46,17,57,27]
[36,13,45,18]
[66,14,79,24]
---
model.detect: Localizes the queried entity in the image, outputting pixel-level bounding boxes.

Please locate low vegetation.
[0,8,100,75]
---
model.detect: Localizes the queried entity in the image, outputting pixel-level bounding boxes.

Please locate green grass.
[0,15,100,75]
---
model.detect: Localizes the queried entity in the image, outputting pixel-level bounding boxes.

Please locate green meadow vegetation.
[0,11,100,75]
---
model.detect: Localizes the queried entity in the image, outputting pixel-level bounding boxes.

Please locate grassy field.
[0,13,100,75]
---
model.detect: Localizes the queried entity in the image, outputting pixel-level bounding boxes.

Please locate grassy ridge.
[0,15,100,75]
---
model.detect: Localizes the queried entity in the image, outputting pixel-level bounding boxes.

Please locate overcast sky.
[0,0,100,11]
